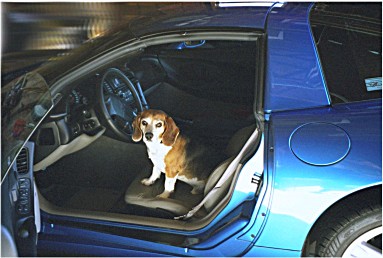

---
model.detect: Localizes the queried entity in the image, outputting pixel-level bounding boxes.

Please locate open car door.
[1,73,53,257]
[2,142,39,257]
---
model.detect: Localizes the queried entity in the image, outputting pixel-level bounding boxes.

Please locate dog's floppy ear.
[162,116,180,146]
[132,113,143,142]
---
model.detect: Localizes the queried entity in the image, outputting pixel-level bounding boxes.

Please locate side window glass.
[310,3,382,104]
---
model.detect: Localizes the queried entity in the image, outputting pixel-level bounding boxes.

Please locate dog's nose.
[145,132,153,141]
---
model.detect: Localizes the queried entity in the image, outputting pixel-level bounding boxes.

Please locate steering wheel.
[99,68,143,141]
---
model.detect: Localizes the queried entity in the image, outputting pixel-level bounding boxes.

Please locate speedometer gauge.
[67,89,88,112]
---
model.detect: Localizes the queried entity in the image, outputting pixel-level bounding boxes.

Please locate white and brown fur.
[132,109,214,198]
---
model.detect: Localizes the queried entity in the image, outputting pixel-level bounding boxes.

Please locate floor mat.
[62,187,122,212]
[38,184,81,207]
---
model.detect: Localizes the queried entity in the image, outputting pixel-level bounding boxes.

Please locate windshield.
[1,72,52,180]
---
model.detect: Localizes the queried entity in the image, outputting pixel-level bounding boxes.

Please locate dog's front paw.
[141,178,155,186]
[156,191,171,198]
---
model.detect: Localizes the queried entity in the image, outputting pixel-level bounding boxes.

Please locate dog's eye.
[155,122,162,128]
[142,120,148,126]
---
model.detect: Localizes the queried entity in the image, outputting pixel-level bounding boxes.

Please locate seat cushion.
[125,165,206,217]
[124,124,257,218]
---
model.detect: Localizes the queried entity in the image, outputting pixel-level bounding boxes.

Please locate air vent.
[16,148,29,174]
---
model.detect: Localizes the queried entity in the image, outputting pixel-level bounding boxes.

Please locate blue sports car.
[1,2,381,257]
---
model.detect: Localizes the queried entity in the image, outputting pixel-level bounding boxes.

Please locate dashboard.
[65,88,100,136]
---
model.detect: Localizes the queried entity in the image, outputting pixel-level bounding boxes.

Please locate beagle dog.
[132,109,213,198]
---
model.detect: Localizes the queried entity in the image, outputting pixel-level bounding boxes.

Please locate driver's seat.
[124,125,256,217]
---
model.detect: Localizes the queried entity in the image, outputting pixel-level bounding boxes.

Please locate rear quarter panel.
[256,100,382,251]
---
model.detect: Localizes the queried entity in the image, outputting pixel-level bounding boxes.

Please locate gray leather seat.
[124,125,256,217]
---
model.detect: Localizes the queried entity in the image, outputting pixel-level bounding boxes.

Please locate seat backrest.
[203,124,256,212]
[225,124,256,157]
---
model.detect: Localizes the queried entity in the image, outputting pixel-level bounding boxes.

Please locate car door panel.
[1,173,18,257]
[1,141,38,257]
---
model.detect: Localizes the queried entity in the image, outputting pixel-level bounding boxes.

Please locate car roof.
[126,2,274,37]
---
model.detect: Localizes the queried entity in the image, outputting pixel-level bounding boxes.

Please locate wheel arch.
[301,185,382,256]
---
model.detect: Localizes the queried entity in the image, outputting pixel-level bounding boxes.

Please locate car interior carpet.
[62,187,122,212]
